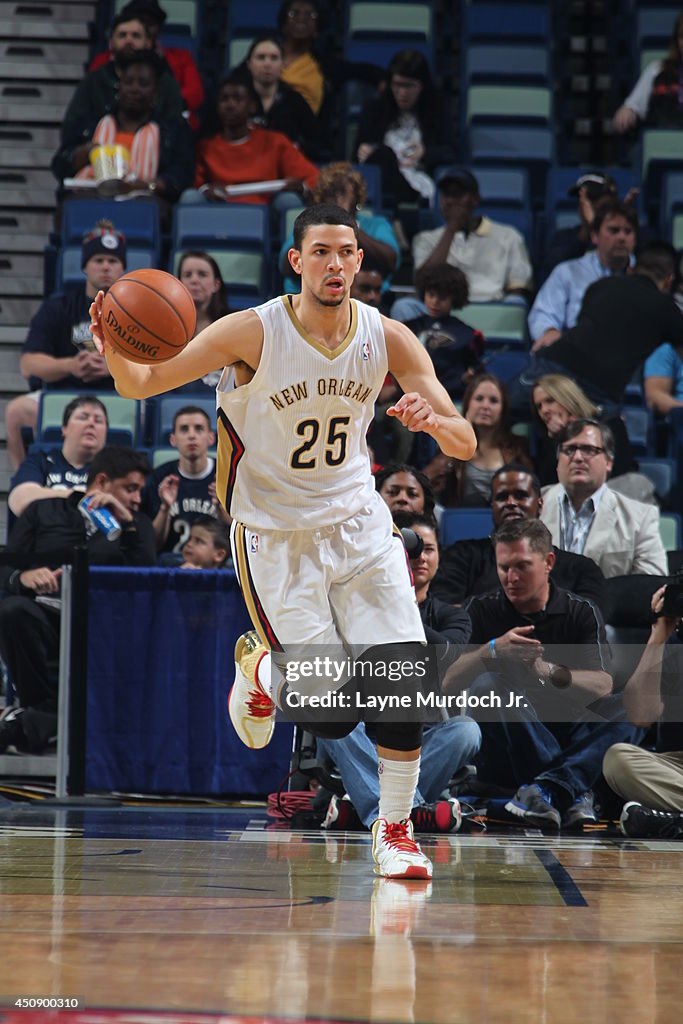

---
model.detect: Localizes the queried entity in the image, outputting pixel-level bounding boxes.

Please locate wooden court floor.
[0,804,682,1024]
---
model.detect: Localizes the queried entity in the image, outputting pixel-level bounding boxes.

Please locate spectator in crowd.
[613,11,683,133]
[445,519,636,830]
[243,34,320,158]
[604,585,683,838]
[278,0,325,115]
[60,11,184,145]
[179,515,231,569]
[521,242,683,416]
[9,396,108,521]
[142,405,227,561]
[318,511,481,833]
[0,446,155,753]
[402,263,484,402]
[88,0,205,131]
[402,168,532,313]
[349,256,388,311]
[185,73,318,207]
[430,462,605,613]
[540,172,618,282]
[540,419,668,578]
[528,198,637,349]
[4,221,125,471]
[355,49,455,208]
[279,162,400,291]
[375,463,436,518]
[178,251,230,336]
[644,342,683,415]
[53,50,194,220]
[531,374,637,486]
[423,374,531,508]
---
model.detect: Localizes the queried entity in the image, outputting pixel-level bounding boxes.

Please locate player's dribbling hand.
[89,291,106,355]
[387,392,437,433]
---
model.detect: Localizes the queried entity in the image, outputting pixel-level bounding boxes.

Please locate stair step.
[0,82,75,106]
[0,277,44,296]
[0,100,68,122]
[0,168,55,188]
[0,57,83,80]
[0,252,44,277]
[0,40,87,63]
[0,2,96,21]
[0,374,27,397]
[0,232,50,252]
[0,19,89,40]
[1,147,53,168]
[0,753,56,776]
[0,326,27,344]
[0,187,56,208]
[0,210,53,232]
[0,298,41,323]
[0,125,60,148]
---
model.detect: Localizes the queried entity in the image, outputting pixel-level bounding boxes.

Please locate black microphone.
[400,527,424,560]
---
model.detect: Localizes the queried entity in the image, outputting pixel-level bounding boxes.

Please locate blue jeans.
[468,672,642,802]
[316,717,482,827]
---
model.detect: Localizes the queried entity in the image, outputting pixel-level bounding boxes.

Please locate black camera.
[661,583,683,617]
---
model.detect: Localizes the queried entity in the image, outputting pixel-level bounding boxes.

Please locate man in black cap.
[392,166,533,321]
[539,171,619,283]
[4,221,126,470]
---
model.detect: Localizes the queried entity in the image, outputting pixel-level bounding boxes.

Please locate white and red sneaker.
[371,817,433,879]
[228,631,275,749]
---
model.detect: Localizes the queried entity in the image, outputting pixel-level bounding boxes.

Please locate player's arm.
[89,292,264,399]
[383,316,476,460]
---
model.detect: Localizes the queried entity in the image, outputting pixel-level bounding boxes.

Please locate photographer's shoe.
[371,818,433,879]
[505,784,561,830]
[619,801,683,839]
[562,791,598,830]
[410,798,462,834]
[228,631,275,749]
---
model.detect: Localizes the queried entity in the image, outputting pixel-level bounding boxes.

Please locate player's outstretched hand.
[89,291,107,355]
[387,392,438,433]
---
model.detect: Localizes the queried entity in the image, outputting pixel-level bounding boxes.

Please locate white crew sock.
[378,755,421,824]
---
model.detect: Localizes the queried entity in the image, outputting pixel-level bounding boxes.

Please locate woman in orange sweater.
[182,72,319,207]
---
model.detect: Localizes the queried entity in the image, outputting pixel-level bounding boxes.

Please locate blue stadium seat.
[172,203,269,252]
[228,0,282,34]
[153,395,217,446]
[463,4,550,43]
[440,508,493,547]
[659,512,682,552]
[623,405,654,455]
[484,349,531,383]
[463,44,551,86]
[61,198,160,250]
[468,125,554,195]
[638,458,676,505]
[467,166,531,208]
[353,163,383,211]
[55,246,155,291]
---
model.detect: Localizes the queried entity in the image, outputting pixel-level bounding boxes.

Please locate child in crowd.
[405,263,485,401]
[180,515,230,569]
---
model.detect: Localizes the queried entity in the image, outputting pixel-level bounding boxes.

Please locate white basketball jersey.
[215,295,388,530]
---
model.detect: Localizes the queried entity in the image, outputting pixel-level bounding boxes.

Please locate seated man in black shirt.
[431,463,605,614]
[0,446,155,753]
[444,518,639,830]
[519,242,683,415]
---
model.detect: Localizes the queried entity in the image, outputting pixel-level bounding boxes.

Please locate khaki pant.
[603,743,683,811]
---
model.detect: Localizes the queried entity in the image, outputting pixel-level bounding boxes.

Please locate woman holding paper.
[184,72,319,207]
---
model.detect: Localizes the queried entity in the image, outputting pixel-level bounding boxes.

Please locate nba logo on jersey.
[250,533,260,554]
[361,341,370,361]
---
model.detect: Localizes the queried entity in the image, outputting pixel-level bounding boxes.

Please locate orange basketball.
[101,268,196,364]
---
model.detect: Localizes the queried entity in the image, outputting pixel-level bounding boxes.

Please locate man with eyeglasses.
[541,419,667,578]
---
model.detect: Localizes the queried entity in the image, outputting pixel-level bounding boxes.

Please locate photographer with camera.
[604,584,683,838]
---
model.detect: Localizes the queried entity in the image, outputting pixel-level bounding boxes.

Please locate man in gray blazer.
[540,419,668,578]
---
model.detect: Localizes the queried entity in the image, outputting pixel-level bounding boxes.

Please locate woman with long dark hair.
[355,49,455,205]
[425,373,531,507]
[243,33,320,158]
[174,251,230,393]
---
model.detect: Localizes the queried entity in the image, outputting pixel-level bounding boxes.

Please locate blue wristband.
[489,638,496,659]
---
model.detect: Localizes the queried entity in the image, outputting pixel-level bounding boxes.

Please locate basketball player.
[89,204,476,879]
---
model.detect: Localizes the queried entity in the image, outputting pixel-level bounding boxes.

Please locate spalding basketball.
[101,268,197,364]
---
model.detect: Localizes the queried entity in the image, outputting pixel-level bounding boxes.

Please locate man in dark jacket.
[0,446,155,753]
[431,463,605,613]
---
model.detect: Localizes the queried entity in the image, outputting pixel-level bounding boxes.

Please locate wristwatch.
[547,663,572,689]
